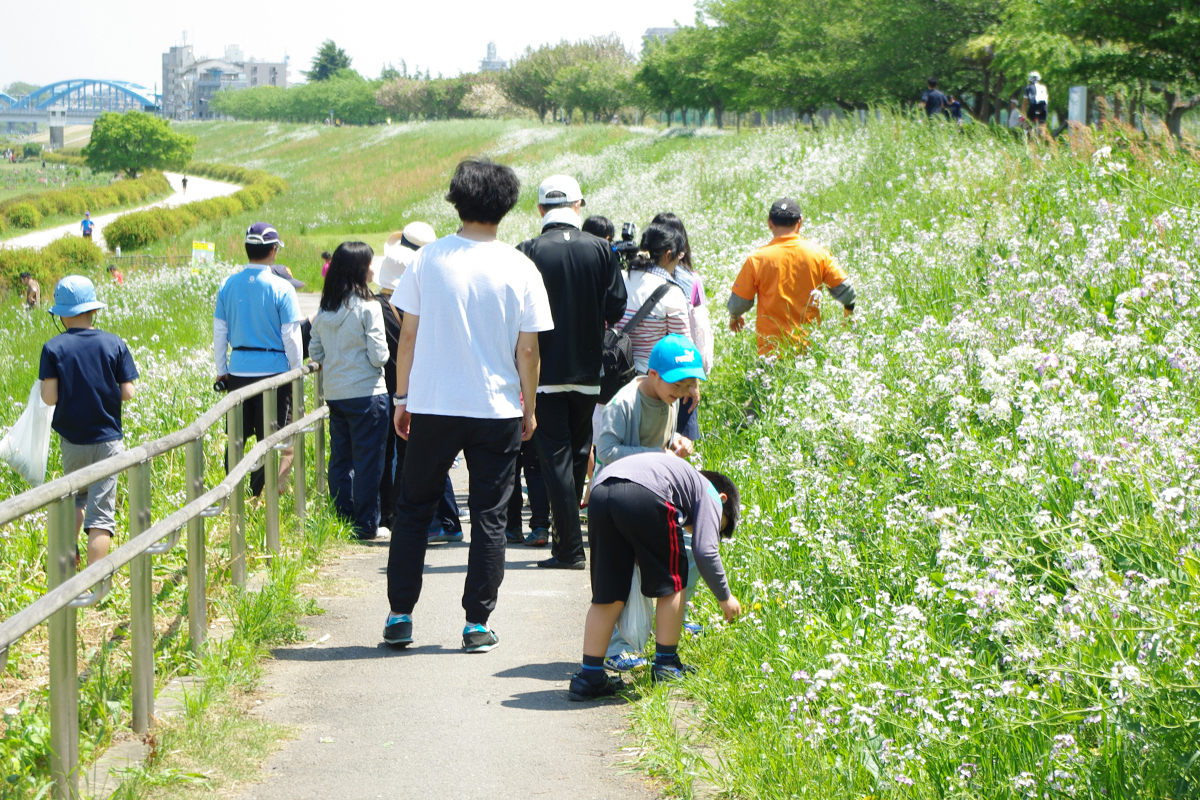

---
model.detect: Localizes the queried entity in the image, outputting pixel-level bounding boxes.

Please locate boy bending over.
[596,334,705,671]
[569,452,741,701]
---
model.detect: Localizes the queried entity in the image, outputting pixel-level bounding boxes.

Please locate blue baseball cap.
[648,335,706,383]
[49,275,106,317]
[245,222,284,248]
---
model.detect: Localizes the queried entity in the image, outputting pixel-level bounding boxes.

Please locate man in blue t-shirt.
[214,222,303,496]
[922,78,949,118]
[38,276,138,566]
[80,212,95,240]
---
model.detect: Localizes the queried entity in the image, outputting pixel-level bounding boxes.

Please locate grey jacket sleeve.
[308,317,325,364]
[364,301,389,369]
[727,292,754,317]
[690,494,730,601]
[828,280,856,307]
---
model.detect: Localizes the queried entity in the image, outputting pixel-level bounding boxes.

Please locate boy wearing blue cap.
[593,334,708,671]
[594,334,705,469]
[38,276,138,565]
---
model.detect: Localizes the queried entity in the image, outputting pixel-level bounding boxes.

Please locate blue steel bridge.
[0,79,160,126]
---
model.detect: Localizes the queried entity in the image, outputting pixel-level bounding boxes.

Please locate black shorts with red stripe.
[587,478,688,604]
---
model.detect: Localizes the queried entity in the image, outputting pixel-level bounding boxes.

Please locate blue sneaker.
[383,613,412,646]
[428,529,464,543]
[683,621,704,636]
[604,653,648,672]
[651,658,697,683]
[462,623,499,653]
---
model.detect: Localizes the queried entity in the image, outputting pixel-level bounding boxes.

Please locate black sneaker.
[537,556,586,570]
[383,613,413,646]
[651,659,697,683]
[567,670,626,701]
[463,624,500,653]
[505,528,523,544]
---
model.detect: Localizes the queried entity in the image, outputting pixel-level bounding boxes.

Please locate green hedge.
[103,163,287,252]
[0,236,104,290]
[0,171,171,230]
[42,152,87,166]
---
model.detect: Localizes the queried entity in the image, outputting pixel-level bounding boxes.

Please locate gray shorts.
[60,439,124,533]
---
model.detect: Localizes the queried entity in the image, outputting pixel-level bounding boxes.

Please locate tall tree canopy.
[82,111,196,178]
[308,40,353,82]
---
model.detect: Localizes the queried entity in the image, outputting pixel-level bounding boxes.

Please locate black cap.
[770,197,802,221]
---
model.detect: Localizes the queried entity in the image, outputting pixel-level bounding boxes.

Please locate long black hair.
[320,241,375,312]
[651,212,693,272]
[628,223,685,273]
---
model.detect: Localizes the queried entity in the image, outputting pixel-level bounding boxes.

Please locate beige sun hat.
[378,222,437,291]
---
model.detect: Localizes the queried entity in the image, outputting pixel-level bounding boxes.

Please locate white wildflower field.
[585,122,1200,798]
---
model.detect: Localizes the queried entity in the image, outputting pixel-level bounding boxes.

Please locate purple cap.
[245,222,285,248]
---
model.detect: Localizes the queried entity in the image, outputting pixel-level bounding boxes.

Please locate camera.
[611,222,639,264]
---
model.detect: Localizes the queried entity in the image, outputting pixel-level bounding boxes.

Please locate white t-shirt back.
[393,234,554,419]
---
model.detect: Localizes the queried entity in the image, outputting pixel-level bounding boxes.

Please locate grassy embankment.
[150,120,629,286]
[8,115,1196,798]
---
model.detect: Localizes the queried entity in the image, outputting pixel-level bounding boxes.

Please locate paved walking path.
[0,172,240,251]
[235,462,656,800]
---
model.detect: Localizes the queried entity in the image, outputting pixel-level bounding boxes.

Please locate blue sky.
[1,0,700,93]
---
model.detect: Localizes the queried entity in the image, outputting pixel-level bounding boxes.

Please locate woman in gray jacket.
[310,242,390,539]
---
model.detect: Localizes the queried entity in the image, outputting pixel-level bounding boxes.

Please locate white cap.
[537,174,585,207]
[1028,71,1041,83]
[377,221,437,290]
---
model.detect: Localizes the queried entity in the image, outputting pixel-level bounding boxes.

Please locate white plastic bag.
[0,381,55,486]
[616,566,654,652]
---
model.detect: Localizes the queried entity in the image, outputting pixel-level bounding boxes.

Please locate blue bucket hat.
[49,275,106,317]
[649,335,707,383]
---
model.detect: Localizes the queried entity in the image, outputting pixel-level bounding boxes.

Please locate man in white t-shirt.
[385,158,554,653]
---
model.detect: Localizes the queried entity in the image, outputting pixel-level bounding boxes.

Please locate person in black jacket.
[517,175,628,569]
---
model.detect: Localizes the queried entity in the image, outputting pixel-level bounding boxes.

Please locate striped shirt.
[620,269,692,372]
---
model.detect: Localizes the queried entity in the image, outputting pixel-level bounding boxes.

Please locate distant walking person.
[1022,72,1049,133]
[80,212,94,241]
[922,78,949,118]
[516,175,627,569]
[727,198,856,352]
[385,159,553,653]
[213,222,303,497]
[309,242,390,540]
[182,175,189,194]
[18,272,40,309]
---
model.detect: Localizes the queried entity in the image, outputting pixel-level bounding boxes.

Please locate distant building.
[161,42,289,120]
[643,27,678,45]
[480,42,507,73]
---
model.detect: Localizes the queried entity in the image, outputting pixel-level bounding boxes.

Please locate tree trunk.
[1164,91,1199,138]
[715,103,725,129]
[977,69,991,121]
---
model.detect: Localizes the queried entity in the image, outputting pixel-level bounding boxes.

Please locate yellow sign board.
[192,240,215,265]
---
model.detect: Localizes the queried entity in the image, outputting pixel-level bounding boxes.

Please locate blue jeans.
[328,394,390,539]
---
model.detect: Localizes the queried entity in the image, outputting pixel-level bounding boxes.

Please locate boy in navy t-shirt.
[38,276,138,565]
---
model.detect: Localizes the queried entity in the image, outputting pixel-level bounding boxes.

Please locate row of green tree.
[210,40,515,123]
[624,0,1198,135]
